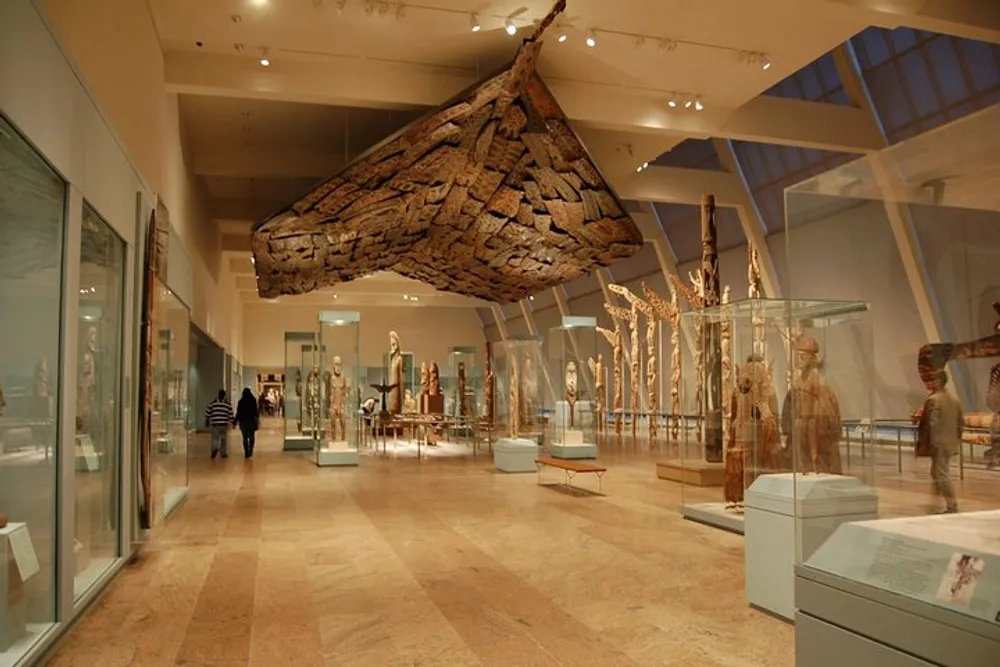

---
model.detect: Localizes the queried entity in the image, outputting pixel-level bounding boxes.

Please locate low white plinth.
[549,443,598,460]
[745,473,878,621]
[316,445,359,467]
[563,429,585,446]
[494,438,540,473]
[283,435,314,451]
[554,401,593,428]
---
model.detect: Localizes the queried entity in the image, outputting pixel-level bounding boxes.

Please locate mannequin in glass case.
[565,360,578,428]
[781,335,843,475]
[388,331,403,413]
[725,355,780,509]
[329,355,349,441]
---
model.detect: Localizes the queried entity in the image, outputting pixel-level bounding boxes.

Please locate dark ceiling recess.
[250,0,641,304]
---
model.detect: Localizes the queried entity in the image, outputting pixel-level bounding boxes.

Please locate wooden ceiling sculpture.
[251,0,641,304]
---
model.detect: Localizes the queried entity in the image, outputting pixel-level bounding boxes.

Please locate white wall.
[241,303,486,369]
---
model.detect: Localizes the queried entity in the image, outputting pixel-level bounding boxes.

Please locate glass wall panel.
[149,280,189,520]
[73,203,124,599]
[0,115,64,663]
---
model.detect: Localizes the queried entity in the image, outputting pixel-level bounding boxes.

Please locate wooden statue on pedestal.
[726,355,780,510]
[781,335,843,475]
[388,331,403,414]
[643,282,681,439]
[605,302,640,437]
[597,325,623,436]
[588,354,605,433]
[484,343,496,425]
[565,360,578,428]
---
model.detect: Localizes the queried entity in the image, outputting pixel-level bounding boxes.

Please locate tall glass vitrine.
[283,331,320,450]
[315,311,361,466]
[547,317,599,458]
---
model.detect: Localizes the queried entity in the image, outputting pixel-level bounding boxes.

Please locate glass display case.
[677,298,875,536]
[491,336,545,472]
[283,331,320,450]
[546,317,599,459]
[315,311,361,466]
[785,107,1000,666]
[0,113,64,662]
[73,202,125,599]
[150,281,190,519]
[447,346,479,420]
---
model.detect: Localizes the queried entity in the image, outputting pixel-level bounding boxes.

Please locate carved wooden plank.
[250,0,641,304]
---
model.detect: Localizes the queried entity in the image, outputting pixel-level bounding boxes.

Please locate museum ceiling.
[250,1,644,303]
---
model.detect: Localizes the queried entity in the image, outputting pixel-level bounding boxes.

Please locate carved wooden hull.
[251,14,641,304]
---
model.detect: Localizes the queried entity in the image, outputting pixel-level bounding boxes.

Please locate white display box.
[283,435,313,451]
[316,445,359,467]
[554,400,593,428]
[745,473,878,620]
[549,443,598,460]
[493,438,540,473]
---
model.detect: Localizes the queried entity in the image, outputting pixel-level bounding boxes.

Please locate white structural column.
[490,304,509,342]
[712,139,783,297]
[518,299,539,336]
[832,44,962,399]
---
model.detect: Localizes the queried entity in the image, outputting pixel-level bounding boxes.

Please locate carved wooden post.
[701,194,723,462]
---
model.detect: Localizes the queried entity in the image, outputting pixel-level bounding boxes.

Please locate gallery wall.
[241,302,487,369]
[40,0,244,358]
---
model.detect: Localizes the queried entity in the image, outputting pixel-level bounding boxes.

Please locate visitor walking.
[916,371,963,513]
[205,389,234,459]
[234,387,260,459]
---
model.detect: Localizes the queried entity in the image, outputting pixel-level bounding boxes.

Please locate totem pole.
[644,282,682,439]
[609,284,659,439]
[605,302,640,437]
[597,325,623,436]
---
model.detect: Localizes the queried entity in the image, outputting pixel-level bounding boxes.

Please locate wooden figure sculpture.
[457,361,467,416]
[429,362,442,396]
[670,272,706,441]
[748,243,766,357]
[588,354,605,433]
[388,330,403,413]
[250,0,642,305]
[609,283,659,439]
[917,301,1000,387]
[781,335,843,474]
[726,355,780,510]
[597,325,623,435]
[305,367,322,432]
[605,301,640,437]
[643,282,682,439]
[484,342,496,425]
[420,361,429,397]
[509,356,521,438]
[699,194,724,462]
[565,360,578,428]
[329,355,350,441]
[522,352,537,428]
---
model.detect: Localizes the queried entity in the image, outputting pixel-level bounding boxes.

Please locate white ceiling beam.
[619,166,745,207]
[820,0,1000,44]
[490,305,510,342]
[165,51,883,153]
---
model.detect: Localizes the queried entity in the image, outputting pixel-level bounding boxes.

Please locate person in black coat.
[234,388,260,459]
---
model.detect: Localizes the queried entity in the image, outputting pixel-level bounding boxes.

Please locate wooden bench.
[535,457,607,493]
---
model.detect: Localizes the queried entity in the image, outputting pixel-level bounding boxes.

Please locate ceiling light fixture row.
[666,92,705,111]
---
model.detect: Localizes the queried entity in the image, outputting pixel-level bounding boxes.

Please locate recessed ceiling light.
[761,54,772,70]
[557,32,567,43]
[684,99,692,109]
[470,12,480,32]
[585,30,596,47]
[694,97,704,111]
[505,18,517,36]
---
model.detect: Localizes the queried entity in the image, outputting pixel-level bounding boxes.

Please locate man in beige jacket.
[917,371,963,513]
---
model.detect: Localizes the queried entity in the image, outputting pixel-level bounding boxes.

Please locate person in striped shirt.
[205,389,234,459]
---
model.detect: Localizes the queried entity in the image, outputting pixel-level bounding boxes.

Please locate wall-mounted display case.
[283,331,320,450]
[315,312,361,466]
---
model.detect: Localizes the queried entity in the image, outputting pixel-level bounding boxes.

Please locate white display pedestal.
[283,435,313,451]
[494,438,540,473]
[0,523,37,652]
[745,473,878,620]
[550,429,597,459]
[316,443,359,467]
[554,401,592,428]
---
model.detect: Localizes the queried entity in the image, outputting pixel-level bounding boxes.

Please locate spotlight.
[505,18,517,36]
[668,95,677,108]
[557,31,567,43]
[585,30,596,47]
[683,99,692,109]
[259,56,270,66]
[529,295,535,301]
[761,54,772,70]
[470,12,480,32]
[694,97,704,111]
